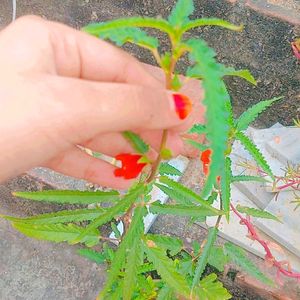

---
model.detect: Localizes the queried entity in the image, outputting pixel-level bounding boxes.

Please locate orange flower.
[200,149,212,176]
[114,153,147,179]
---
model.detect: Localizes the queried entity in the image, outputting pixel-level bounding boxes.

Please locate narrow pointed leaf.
[185,139,208,151]
[150,202,223,217]
[77,248,106,264]
[146,234,183,256]
[12,222,99,247]
[159,163,182,176]
[1,208,104,224]
[236,97,283,131]
[143,243,190,298]
[207,247,229,272]
[100,206,146,298]
[123,131,150,154]
[72,184,144,244]
[185,39,230,198]
[98,27,158,49]
[231,175,269,183]
[192,227,218,288]
[12,190,119,204]
[188,123,207,134]
[224,242,273,285]
[223,68,257,85]
[236,205,281,222]
[158,176,221,213]
[196,274,232,300]
[236,131,274,180]
[221,157,232,219]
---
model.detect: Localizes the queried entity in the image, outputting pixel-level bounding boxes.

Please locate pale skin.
[0,16,204,189]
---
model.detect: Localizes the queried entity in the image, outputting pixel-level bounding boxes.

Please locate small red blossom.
[200,149,212,176]
[291,39,300,60]
[114,153,147,179]
[173,94,192,120]
[200,149,221,183]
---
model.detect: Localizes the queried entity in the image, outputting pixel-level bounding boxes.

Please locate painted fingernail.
[172,93,192,120]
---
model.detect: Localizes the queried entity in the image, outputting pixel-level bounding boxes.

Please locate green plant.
[3,0,299,299]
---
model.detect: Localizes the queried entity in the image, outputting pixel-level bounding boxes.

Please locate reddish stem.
[230,203,300,281]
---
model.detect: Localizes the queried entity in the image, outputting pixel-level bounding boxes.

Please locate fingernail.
[172,93,192,120]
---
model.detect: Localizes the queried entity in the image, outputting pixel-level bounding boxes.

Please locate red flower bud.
[114,153,147,179]
[200,149,212,176]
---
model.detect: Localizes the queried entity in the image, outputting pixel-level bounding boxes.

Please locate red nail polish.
[173,93,192,120]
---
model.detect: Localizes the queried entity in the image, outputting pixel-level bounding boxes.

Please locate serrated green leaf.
[123,237,143,300]
[77,248,106,264]
[221,157,232,220]
[100,206,146,298]
[145,234,183,256]
[192,227,218,288]
[188,123,207,134]
[1,208,104,225]
[223,67,257,85]
[83,17,174,39]
[137,262,155,274]
[195,273,232,300]
[185,39,230,198]
[168,0,194,28]
[235,97,283,131]
[123,131,149,154]
[159,173,221,214]
[236,205,281,222]
[12,222,99,247]
[98,27,158,49]
[150,202,223,218]
[159,163,182,176]
[185,139,209,151]
[72,184,144,244]
[224,242,273,285]
[160,52,171,71]
[236,131,274,180]
[231,175,269,183]
[12,190,119,204]
[143,242,190,298]
[182,18,243,34]
[207,246,229,272]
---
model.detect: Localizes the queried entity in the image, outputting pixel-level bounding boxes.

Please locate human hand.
[0,16,204,189]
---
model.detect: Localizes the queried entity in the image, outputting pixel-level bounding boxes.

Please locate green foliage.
[185,139,209,151]
[192,227,218,288]
[158,176,221,213]
[235,131,274,180]
[111,222,122,239]
[159,162,182,176]
[171,73,182,91]
[185,39,230,198]
[150,202,223,217]
[235,97,283,131]
[224,242,273,285]
[71,184,145,244]
[122,131,150,154]
[12,222,99,247]
[143,242,191,298]
[98,27,158,49]
[100,206,146,298]
[221,157,232,219]
[196,273,232,300]
[12,190,119,204]
[146,234,183,256]
[188,123,207,134]
[157,285,174,300]
[222,67,257,85]
[168,0,194,28]
[77,248,106,264]
[2,208,104,224]
[236,205,281,222]
[207,247,229,272]
[231,175,268,183]
[83,17,175,38]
